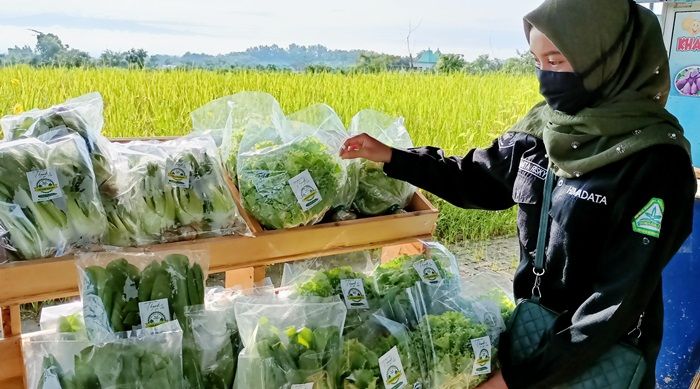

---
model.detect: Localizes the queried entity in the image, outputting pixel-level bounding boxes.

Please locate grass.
[0,66,541,242]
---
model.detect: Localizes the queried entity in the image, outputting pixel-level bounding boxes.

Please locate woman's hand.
[340,133,392,163]
[477,370,508,389]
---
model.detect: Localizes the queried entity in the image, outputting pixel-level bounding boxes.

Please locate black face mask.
[536,69,594,115]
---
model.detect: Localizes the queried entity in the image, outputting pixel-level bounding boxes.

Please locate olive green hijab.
[510,0,691,178]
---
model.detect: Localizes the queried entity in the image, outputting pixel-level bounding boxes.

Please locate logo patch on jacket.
[632,198,664,238]
[518,159,547,180]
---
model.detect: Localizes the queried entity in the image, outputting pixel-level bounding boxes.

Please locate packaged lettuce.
[349,110,415,216]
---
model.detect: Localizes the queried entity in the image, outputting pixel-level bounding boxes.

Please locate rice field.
[0,66,541,242]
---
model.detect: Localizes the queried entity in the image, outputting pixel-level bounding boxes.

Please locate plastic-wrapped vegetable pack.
[0,92,118,197]
[340,310,428,389]
[77,251,208,340]
[373,241,460,301]
[40,301,85,334]
[460,272,516,324]
[280,251,379,335]
[191,92,287,186]
[104,135,250,246]
[288,104,359,221]
[280,251,378,290]
[236,95,347,229]
[22,321,184,389]
[182,287,243,389]
[409,280,504,389]
[0,134,107,260]
[233,295,346,389]
[348,110,416,216]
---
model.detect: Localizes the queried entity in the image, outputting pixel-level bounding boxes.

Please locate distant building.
[414,49,441,70]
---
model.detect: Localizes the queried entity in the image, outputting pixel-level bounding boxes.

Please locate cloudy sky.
[0,0,552,60]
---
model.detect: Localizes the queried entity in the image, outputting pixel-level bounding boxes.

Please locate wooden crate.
[0,191,437,388]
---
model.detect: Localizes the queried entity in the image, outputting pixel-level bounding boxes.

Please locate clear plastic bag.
[103,135,250,246]
[76,250,209,340]
[340,309,428,388]
[348,110,416,216]
[40,300,85,333]
[22,321,183,389]
[461,271,516,324]
[0,134,107,260]
[183,288,242,389]
[233,295,347,389]
[288,104,359,221]
[280,251,377,288]
[237,98,347,230]
[373,240,461,300]
[408,280,503,389]
[191,92,287,186]
[1,92,118,197]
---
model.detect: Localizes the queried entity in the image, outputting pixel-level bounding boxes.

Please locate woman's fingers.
[340,133,392,163]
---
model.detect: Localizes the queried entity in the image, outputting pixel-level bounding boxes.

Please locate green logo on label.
[168,167,188,182]
[632,198,664,238]
[386,365,402,386]
[34,178,58,199]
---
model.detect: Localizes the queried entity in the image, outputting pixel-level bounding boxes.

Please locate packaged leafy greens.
[340,310,428,389]
[1,92,118,197]
[348,110,415,216]
[237,98,347,229]
[22,321,184,389]
[191,92,287,186]
[103,135,250,246]
[288,104,359,220]
[233,295,346,389]
[373,241,460,301]
[183,288,242,389]
[40,301,85,334]
[77,251,208,340]
[0,134,107,260]
[408,280,504,389]
[280,251,378,290]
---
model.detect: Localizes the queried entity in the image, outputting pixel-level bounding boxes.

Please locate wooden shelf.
[0,135,439,388]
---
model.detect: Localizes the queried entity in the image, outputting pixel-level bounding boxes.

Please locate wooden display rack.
[0,180,438,388]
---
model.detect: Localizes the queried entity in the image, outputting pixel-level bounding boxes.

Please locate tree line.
[1,31,535,75]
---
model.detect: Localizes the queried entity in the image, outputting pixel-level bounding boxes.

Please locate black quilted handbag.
[504,168,647,389]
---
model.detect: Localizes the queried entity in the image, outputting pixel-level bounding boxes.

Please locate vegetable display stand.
[0,153,438,389]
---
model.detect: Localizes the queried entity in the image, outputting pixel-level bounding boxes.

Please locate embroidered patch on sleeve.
[632,198,665,238]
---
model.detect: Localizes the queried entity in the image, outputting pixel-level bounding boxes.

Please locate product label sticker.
[288,169,322,211]
[413,259,442,285]
[27,169,62,202]
[166,159,191,188]
[340,278,370,309]
[138,298,171,328]
[379,346,408,389]
[471,336,492,375]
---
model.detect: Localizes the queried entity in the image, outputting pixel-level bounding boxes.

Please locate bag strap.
[531,167,555,300]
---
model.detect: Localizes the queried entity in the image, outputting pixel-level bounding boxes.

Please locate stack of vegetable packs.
[190,92,416,230]
[21,242,515,389]
[0,93,251,262]
[76,251,207,338]
[104,136,250,247]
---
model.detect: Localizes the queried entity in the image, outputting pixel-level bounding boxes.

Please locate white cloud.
[0,0,543,59]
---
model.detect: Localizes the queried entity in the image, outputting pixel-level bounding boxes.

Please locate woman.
[341,0,696,388]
